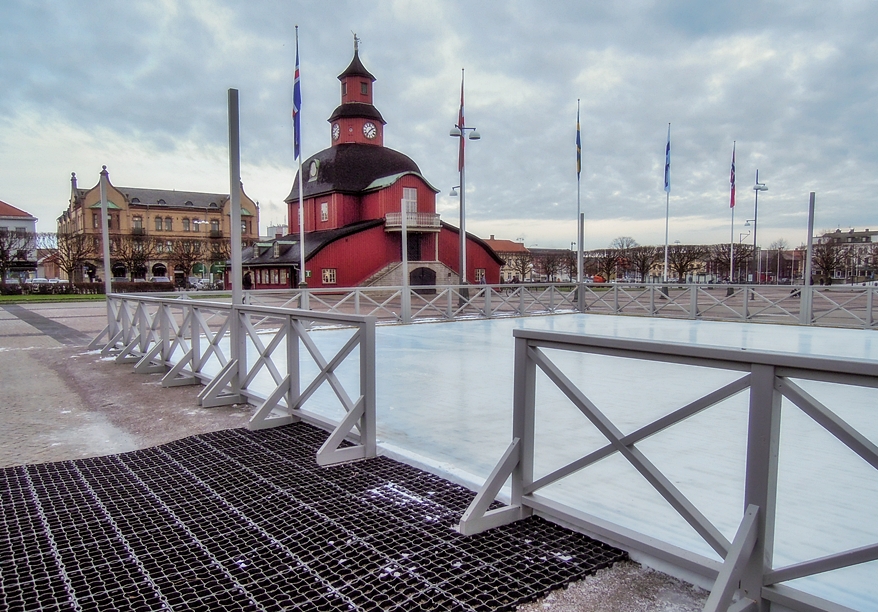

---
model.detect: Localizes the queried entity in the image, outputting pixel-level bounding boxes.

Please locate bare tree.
[628,246,662,282]
[812,241,849,285]
[533,251,564,282]
[591,249,619,281]
[168,239,206,279]
[47,231,94,283]
[507,251,534,281]
[114,235,160,280]
[559,250,577,281]
[609,236,638,250]
[0,229,36,288]
[667,244,707,282]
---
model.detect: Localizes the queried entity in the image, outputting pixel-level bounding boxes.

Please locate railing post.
[689,285,698,319]
[511,335,534,512]
[286,314,299,413]
[867,286,873,328]
[518,286,526,316]
[613,284,619,313]
[484,285,493,317]
[360,318,377,458]
[743,284,750,321]
[354,289,361,315]
[190,304,201,375]
[650,285,656,315]
[741,363,782,606]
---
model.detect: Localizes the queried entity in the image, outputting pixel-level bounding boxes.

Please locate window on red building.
[322,269,337,284]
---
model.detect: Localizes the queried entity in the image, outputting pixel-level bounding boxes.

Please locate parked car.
[49,279,72,293]
[28,278,53,294]
[150,276,171,283]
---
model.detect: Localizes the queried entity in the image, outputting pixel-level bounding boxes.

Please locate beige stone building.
[57,169,259,282]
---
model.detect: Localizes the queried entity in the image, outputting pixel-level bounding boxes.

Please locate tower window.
[360,82,368,95]
[342,82,347,96]
[321,202,329,222]
[403,187,417,213]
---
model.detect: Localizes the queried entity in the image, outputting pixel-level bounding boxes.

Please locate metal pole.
[401,197,410,323]
[228,89,243,306]
[576,99,583,287]
[753,169,759,283]
[801,192,816,324]
[730,206,735,283]
[459,146,467,285]
[98,166,112,295]
[578,212,585,312]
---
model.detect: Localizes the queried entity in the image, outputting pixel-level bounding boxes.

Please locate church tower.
[328,36,386,147]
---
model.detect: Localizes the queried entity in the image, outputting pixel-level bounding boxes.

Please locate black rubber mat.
[1,423,627,611]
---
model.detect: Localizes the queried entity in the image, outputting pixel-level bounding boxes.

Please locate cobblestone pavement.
[0,300,709,611]
[0,302,253,468]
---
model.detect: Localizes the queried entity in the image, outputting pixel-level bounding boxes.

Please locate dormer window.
[157,199,166,205]
[273,242,280,258]
[131,197,140,203]
[185,201,193,207]
[209,202,218,208]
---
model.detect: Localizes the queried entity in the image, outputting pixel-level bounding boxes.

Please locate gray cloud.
[1,0,876,248]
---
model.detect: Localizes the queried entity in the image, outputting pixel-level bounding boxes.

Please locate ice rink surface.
[280,313,877,610]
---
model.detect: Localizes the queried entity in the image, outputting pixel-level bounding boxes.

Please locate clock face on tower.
[362,122,377,139]
[332,123,340,141]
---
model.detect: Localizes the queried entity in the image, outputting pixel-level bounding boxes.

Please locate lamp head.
[449,127,462,137]
[468,130,481,140]
[754,183,768,192]
[449,188,459,197]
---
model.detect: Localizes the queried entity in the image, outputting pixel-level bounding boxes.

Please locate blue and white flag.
[664,124,671,193]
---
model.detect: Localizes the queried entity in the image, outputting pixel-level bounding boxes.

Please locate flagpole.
[294,25,307,288]
[576,99,582,288]
[459,68,467,285]
[729,141,736,283]
[663,123,670,283]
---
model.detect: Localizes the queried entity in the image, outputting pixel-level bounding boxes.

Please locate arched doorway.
[410,267,436,295]
[111,263,127,279]
[151,263,167,278]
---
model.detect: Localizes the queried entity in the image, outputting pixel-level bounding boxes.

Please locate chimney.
[490,235,494,240]
[70,172,77,191]
[275,232,282,239]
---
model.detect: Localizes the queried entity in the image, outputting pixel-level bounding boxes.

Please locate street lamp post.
[449,120,480,285]
[751,171,768,283]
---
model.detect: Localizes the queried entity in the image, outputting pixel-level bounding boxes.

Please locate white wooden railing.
[92,294,376,466]
[458,329,878,612]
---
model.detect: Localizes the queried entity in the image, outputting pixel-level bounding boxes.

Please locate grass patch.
[0,293,107,305]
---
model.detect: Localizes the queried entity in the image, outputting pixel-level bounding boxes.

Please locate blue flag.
[664,124,671,193]
[292,30,302,160]
[576,104,581,177]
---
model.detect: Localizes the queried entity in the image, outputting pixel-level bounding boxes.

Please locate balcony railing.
[131,227,146,236]
[384,212,441,231]
[209,229,224,239]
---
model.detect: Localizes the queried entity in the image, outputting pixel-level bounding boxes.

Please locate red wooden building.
[242,43,501,289]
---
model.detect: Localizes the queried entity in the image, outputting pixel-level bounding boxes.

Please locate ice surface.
[190,313,878,609]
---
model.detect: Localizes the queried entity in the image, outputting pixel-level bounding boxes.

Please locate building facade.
[57,169,259,282]
[0,200,38,283]
[242,43,501,289]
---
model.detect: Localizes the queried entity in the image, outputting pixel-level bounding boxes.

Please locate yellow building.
[57,169,259,282]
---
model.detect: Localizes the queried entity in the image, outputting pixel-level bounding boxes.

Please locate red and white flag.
[729,142,736,208]
[457,71,465,172]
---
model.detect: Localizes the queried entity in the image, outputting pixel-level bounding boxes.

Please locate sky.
[1,0,877,250]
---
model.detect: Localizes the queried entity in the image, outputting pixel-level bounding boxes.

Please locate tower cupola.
[328,35,386,146]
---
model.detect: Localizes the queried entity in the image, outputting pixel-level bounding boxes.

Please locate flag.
[457,70,465,172]
[292,28,302,160]
[729,142,736,208]
[576,103,582,177]
[664,124,671,193]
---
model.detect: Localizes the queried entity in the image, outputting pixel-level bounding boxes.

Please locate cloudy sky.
[2,0,877,250]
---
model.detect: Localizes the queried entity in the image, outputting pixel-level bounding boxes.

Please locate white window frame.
[322,268,337,284]
[403,188,417,213]
[320,202,329,222]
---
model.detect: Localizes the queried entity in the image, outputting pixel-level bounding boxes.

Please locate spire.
[338,36,375,82]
